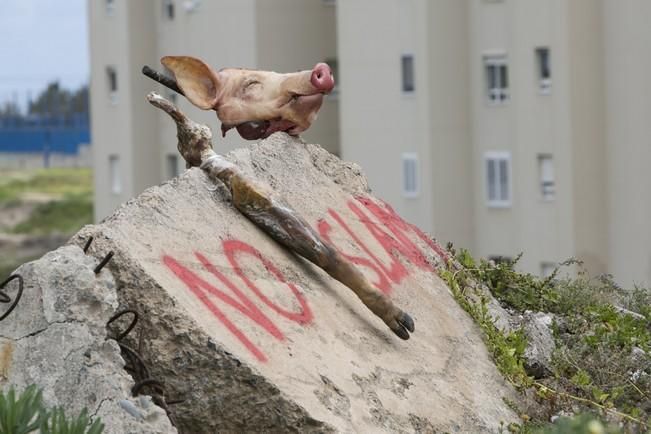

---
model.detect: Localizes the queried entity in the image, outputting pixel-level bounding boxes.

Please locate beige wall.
[469,0,516,264]
[126,3,160,197]
[91,1,163,220]
[426,0,474,250]
[567,0,607,277]
[336,0,612,276]
[255,0,339,154]
[603,0,651,286]
[337,0,435,233]
[89,0,137,219]
[469,0,585,275]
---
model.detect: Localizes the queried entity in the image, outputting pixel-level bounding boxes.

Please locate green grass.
[10,192,93,235]
[0,168,92,202]
[0,168,93,235]
[0,168,94,277]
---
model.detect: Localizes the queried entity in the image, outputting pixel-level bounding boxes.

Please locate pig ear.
[161,56,220,110]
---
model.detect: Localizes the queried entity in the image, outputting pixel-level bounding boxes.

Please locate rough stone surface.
[521,312,555,379]
[459,277,514,333]
[68,134,518,433]
[3,133,519,433]
[0,246,176,434]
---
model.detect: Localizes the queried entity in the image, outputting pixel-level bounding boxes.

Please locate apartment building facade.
[89,0,651,286]
[338,0,651,286]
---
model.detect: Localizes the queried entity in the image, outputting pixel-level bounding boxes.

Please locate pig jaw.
[218,92,324,140]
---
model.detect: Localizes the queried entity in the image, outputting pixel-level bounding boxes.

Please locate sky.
[0,0,89,111]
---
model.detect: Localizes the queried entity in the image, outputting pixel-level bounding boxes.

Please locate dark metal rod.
[132,378,165,396]
[142,65,184,96]
[94,251,114,274]
[107,309,139,341]
[83,236,93,253]
[0,274,23,321]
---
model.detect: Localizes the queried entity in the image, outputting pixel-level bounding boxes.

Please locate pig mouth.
[222,119,298,141]
[221,93,324,140]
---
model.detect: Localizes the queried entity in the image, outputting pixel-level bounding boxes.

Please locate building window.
[105,0,115,15]
[321,0,336,5]
[541,262,557,278]
[538,154,555,200]
[182,0,200,13]
[163,0,174,19]
[401,54,415,93]
[402,153,419,198]
[484,54,509,103]
[167,154,180,178]
[536,47,551,94]
[109,155,121,194]
[485,151,511,207]
[106,66,118,104]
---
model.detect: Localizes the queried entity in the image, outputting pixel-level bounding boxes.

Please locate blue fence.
[0,114,90,155]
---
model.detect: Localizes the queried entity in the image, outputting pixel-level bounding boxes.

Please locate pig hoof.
[392,324,410,340]
[399,312,415,333]
[390,312,415,340]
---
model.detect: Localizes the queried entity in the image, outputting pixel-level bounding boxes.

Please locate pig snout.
[310,63,335,93]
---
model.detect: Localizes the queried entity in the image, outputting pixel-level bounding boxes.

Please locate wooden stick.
[142,65,185,96]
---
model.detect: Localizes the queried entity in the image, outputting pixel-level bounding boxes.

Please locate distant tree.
[0,101,21,117]
[28,81,89,117]
[29,82,70,116]
[69,85,89,115]
[0,82,89,121]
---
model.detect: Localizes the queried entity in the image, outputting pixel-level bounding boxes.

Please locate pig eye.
[243,80,261,92]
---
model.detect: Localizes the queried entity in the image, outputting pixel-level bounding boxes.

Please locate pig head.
[161,56,334,141]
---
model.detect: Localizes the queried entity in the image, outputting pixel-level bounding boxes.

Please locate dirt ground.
[0,200,68,278]
[0,168,92,278]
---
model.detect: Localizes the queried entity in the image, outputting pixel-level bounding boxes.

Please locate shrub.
[0,385,103,434]
[442,246,651,432]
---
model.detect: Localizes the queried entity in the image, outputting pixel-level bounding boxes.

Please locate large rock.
[5,133,518,432]
[0,245,176,434]
[521,312,555,379]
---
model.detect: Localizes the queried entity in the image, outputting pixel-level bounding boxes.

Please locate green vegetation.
[0,385,103,434]
[441,246,651,433]
[0,168,93,277]
[0,167,93,235]
[529,414,621,434]
[0,168,92,202]
[27,82,89,118]
[11,192,93,235]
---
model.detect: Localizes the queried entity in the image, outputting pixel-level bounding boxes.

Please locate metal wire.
[0,274,23,322]
[107,309,183,426]
[83,236,94,253]
[94,251,114,274]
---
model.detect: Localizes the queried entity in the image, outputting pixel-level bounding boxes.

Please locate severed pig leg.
[147,92,415,340]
